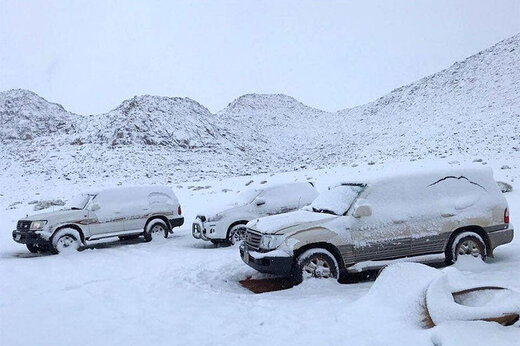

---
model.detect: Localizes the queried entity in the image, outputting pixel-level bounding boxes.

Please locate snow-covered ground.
[1,159,519,345]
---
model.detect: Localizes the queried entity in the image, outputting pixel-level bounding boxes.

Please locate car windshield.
[66,194,93,210]
[311,185,364,215]
[233,189,261,206]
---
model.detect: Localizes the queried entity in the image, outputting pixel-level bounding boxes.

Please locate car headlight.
[207,214,223,222]
[259,234,285,250]
[30,220,47,230]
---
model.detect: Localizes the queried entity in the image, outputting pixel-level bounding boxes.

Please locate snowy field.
[1,159,519,345]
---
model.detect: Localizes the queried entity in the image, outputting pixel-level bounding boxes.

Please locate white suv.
[192,182,318,245]
[12,186,184,253]
[241,167,514,283]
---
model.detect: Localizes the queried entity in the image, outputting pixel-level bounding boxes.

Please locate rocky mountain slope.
[335,33,520,162]
[81,95,223,148]
[0,89,78,141]
[0,33,518,187]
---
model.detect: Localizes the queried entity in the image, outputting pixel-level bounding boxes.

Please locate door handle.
[441,212,455,218]
[392,219,405,224]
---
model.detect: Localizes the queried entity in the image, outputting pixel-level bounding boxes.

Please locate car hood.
[247,210,338,235]
[197,203,245,220]
[20,209,85,222]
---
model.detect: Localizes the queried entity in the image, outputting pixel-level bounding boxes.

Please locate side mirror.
[90,203,101,212]
[353,204,372,218]
[255,198,266,206]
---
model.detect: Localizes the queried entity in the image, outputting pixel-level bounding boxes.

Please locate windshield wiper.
[312,207,337,215]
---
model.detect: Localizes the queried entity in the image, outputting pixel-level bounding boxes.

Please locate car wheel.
[26,243,38,253]
[144,220,168,242]
[452,234,486,262]
[292,248,339,285]
[51,228,81,254]
[227,223,247,246]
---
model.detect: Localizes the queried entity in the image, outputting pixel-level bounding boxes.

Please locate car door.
[87,191,126,237]
[349,186,412,262]
[350,218,412,262]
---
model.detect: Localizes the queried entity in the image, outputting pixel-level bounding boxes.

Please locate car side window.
[258,186,294,212]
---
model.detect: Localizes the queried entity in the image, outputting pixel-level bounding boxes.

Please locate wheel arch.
[226,220,249,239]
[445,225,491,259]
[52,224,86,244]
[293,242,345,270]
[145,215,170,232]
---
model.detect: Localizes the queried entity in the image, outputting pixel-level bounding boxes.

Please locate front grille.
[16,220,31,231]
[245,229,262,250]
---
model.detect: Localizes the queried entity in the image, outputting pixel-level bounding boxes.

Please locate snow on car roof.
[85,185,175,196]
[330,164,495,189]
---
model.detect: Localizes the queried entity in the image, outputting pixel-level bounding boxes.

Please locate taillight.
[178,205,182,215]
[504,208,509,224]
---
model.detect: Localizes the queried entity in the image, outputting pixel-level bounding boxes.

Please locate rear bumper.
[12,230,50,245]
[488,226,514,254]
[239,243,293,276]
[169,217,184,229]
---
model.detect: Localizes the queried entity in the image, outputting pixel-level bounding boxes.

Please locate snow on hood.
[21,209,84,221]
[247,210,337,235]
[197,204,236,219]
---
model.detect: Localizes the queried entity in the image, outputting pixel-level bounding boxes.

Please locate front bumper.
[239,243,294,275]
[192,220,220,241]
[488,226,514,254]
[12,230,50,245]
[169,217,184,229]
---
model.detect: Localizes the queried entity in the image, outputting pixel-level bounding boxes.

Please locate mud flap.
[239,276,294,294]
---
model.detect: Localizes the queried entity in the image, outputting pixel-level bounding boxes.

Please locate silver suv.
[240,167,513,283]
[12,186,184,253]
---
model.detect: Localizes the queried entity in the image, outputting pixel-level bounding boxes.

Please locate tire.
[447,233,486,264]
[292,248,339,285]
[143,220,168,242]
[26,243,38,253]
[210,239,225,246]
[226,223,247,246]
[118,235,140,241]
[51,228,82,254]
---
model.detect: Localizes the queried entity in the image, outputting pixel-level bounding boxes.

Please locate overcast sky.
[1,1,519,115]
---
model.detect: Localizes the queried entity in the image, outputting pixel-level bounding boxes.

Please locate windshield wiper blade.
[312,207,337,215]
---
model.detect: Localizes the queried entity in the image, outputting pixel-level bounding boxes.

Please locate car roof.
[86,185,174,196]
[331,164,494,188]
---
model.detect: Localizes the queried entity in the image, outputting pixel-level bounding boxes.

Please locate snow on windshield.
[233,189,260,206]
[66,194,92,210]
[311,185,363,215]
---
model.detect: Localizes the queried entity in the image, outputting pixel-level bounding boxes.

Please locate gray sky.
[1,1,519,115]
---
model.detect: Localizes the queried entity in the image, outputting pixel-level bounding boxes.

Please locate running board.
[346,253,445,273]
[88,230,143,241]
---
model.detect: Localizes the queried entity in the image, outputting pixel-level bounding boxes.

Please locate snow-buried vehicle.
[193,182,318,245]
[12,186,184,253]
[240,166,514,283]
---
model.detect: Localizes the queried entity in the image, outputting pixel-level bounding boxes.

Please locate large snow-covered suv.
[240,167,514,283]
[192,182,318,245]
[12,186,184,253]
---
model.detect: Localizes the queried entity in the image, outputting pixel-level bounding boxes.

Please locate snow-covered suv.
[12,186,184,253]
[192,182,318,245]
[240,167,514,283]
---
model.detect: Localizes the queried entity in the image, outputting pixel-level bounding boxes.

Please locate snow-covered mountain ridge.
[1,33,519,186]
[0,89,78,141]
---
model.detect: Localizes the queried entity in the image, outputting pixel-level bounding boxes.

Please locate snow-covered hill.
[0,89,78,141]
[335,33,520,162]
[82,95,222,148]
[0,33,519,187]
